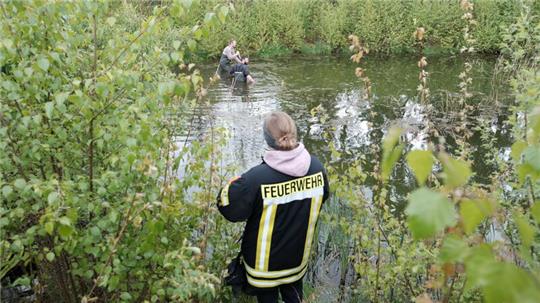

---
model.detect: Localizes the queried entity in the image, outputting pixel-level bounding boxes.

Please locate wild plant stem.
[88,14,98,193]
[201,120,216,259]
[374,229,381,303]
[443,273,457,303]
[456,277,467,303]
[85,194,140,300]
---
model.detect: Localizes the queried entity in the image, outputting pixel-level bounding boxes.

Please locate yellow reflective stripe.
[255,205,268,269]
[220,184,230,206]
[263,204,278,270]
[255,204,277,270]
[245,259,307,279]
[247,264,309,288]
[245,195,323,279]
[302,195,322,261]
[219,177,240,207]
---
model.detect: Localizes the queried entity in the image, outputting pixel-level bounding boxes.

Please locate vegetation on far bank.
[179,0,540,58]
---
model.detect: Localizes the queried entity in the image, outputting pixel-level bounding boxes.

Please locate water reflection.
[194,54,513,187]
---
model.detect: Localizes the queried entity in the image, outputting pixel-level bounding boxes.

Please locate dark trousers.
[255,279,303,303]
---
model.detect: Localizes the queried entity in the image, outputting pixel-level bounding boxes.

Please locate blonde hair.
[263,111,298,151]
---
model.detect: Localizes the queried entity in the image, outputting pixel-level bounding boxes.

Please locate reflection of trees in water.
[306,91,514,211]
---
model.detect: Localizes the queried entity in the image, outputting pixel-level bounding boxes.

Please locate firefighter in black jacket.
[218,111,330,303]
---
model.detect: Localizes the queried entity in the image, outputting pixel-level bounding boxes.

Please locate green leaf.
[2,185,13,197]
[120,292,132,301]
[439,154,472,188]
[160,236,169,244]
[48,192,59,204]
[517,163,540,183]
[45,101,54,119]
[55,92,69,106]
[46,252,55,262]
[439,234,469,263]
[531,202,540,224]
[523,147,540,171]
[109,210,119,223]
[108,275,120,291]
[483,263,540,303]
[405,188,457,239]
[218,6,229,23]
[67,208,78,222]
[37,57,50,71]
[460,199,486,234]
[14,178,26,189]
[187,39,196,51]
[171,51,180,62]
[511,140,527,162]
[382,146,403,180]
[381,127,403,180]
[173,40,181,50]
[58,216,71,226]
[170,3,184,17]
[2,39,14,51]
[126,138,137,147]
[204,12,215,24]
[14,276,31,287]
[464,244,496,289]
[90,226,100,237]
[45,221,54,235]
[382,126,402,155]
[406,150,434,185]
[514,212,534,247]
[187,246,201,255]
[106,17,116,26]
[58,224,73,238]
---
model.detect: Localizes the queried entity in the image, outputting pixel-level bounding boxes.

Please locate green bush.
[0,1,233,301]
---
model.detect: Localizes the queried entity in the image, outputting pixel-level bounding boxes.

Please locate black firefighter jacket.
[217,156,329,288]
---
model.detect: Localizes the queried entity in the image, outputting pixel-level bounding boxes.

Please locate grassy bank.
[176,0,540,58]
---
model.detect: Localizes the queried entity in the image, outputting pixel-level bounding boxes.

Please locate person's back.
[218,112,329,303]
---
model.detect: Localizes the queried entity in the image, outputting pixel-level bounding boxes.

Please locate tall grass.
[179,0,536,58]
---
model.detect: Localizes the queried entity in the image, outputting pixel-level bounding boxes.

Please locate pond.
[199,55,512,188]
[193,55,513,301]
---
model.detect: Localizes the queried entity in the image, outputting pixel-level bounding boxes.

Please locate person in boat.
[230,57,255,84]
[217,111,330,303]
[219,39,243,73]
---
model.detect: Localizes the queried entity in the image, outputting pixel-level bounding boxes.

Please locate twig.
[443,273,457,303]
[374,229,381,302]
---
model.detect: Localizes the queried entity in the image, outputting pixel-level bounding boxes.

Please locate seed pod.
[355,67,364,78]
[415,27,425,41]
[418,57,427,68]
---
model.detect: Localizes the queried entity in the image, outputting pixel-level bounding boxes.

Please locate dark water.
[200,55,512,183]
[195,55,513,301]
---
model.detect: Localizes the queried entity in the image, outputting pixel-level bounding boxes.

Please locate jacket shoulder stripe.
[219,176,240,207]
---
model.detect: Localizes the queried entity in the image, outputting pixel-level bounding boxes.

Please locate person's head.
[243,57,249,65]
[263,111,298,151]
[229,39,237,48]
